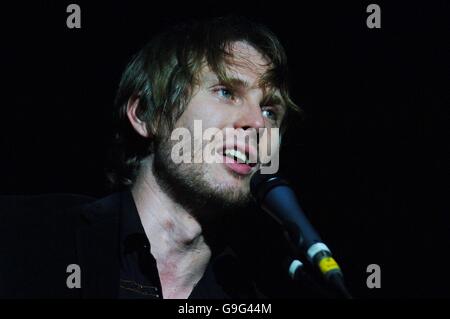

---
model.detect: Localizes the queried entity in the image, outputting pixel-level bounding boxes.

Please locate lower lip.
[223,156,253,175]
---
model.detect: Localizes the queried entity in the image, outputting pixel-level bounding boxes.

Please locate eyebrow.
[262,93,283,108]
[204,73,251,90]
[221,77,252,90]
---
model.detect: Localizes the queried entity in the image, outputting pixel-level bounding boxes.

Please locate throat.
[155,242,212,299]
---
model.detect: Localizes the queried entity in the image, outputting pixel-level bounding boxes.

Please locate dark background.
[0,1,449,298]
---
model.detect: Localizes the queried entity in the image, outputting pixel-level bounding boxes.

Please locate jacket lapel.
[76,193,122,298]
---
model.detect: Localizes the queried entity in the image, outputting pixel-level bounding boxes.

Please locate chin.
[206,165,251,199]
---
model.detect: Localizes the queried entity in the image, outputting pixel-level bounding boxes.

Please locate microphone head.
[250,170,289,204]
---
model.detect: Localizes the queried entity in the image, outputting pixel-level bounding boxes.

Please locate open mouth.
[223,147,257,166]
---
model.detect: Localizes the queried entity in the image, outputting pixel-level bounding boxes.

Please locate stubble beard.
[152,135,253,221]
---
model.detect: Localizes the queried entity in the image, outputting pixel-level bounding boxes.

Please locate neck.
[131,157,211,298]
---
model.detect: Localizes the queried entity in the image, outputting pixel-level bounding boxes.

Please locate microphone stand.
[287,257,353,299]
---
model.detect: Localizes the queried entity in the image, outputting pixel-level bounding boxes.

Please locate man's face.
[154,41,285,211]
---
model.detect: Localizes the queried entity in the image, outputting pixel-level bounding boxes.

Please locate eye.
[214,87,234,100]
[262,108,277,121]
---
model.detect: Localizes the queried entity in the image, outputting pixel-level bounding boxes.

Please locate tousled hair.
[107,16,300,189]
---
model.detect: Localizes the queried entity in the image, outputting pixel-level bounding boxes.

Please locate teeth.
[224,149,247,163]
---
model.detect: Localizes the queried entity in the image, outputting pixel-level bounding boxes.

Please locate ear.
[126,96,151,138]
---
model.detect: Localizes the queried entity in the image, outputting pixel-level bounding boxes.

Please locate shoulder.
[0,191,128,235]
[0,193,97,232]
[0,193,96,217]
[0,192,125,298]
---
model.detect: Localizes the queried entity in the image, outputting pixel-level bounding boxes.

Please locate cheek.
[182,94,231,130]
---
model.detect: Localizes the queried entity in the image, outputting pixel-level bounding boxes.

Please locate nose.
[233,100,265,131]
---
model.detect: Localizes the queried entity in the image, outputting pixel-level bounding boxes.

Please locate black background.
[0,1,449,298]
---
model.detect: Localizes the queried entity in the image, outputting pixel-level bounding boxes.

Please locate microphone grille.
[250,171,289,203]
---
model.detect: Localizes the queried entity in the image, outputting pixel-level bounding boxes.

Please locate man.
[0,16,305,298]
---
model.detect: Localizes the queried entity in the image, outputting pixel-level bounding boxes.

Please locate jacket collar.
[76,192,125,298]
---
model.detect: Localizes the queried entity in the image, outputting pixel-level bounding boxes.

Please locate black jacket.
[0,192,129,298]
[0,192,327,299]
[0,192,270,299]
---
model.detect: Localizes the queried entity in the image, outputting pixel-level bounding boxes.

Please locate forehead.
[227,41,270,74]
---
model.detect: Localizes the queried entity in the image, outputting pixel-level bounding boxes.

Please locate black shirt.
[118,190,261,299]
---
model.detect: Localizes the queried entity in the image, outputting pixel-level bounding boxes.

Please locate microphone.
[250,171,352,298]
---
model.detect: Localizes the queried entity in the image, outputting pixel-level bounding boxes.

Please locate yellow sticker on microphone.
[319,257,341,274]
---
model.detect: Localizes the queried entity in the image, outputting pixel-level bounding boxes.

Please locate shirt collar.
[119,189,149,255]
